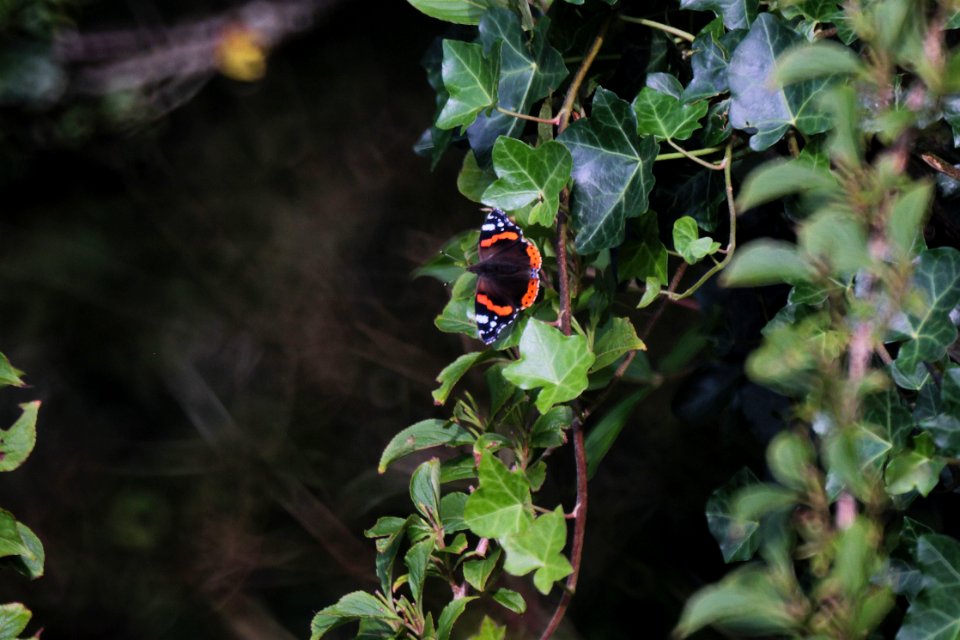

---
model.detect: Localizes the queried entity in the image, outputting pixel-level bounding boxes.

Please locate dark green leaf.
[437,596,477,640]
[440,492,470,533]
[433,352,493,406]
[435,272,478,337]
[464,451,532,538]
[502,320,595,413]
[404,537,435,603]
[683,28,745,101]
[728,14,832,150]
[617,216,668,285]
[529,405,572,448]
[898,587,960,640]
[680,0,758,30]
[590,317,646,372]
[310,592,401,639]
[895,248,960,371]
[0,401,38,473]
[585,390,647,478]
[411,458,442,521]
[633,88,708,141]
[491,588,526,613]
[436,40,499,131]
[559,87,658,254]
[501,507,573,594]
[706,468,762,563]
[379,419,475,473]
[481,138,572,226]
[458,151,497,202]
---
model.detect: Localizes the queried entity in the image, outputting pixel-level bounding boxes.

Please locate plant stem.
[558,14,612,132]
[666,139,726,171]
[665,143,737,301]
[655,145,725,162]
[497,106,560,125]
[618,15,696,42]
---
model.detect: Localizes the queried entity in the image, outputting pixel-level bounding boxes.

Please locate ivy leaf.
[559,87,658,254]
[618,216,668,285]
[501,507,573,594]
[706,469,762,563]
[481,138,572,226]
[379,419,475,473]
[502,320,596,413]
[680,0,758,30]
[464,451,533,538]
[590,317,647,373]
[458,151,497,202]
[728,14,832,150]
[0,401,38,473]
[633,87,709,141]
[884,449,944,497]
[463,547,501,591]
[898,588,960,640]
[0,603,30,640]
[467,9,567,161]
[529,405,573,448]
[310,592,402,639]
[895,248,960,372]
[673,216,721,264]
[406,0,506,25]
[436,40,499,131]
[683,27,746,102]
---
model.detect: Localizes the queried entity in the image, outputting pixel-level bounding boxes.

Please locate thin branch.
[921,152,960,181]
[655,145,724,162]
[665,143,737,301]
[558,14,612,132]
[497,106,560,125]
[666,139,726,171]
[618,15,696,42]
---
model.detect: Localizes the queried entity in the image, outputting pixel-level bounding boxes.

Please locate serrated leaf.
[590,317,646,372]
[458,151,497,202]
[529,405,572,448]
[463,547,501,591]
[501,320,595,413]
[885,450,944,497]
[680,0,758,29]
[464,451,532,538]
[481,138,572,226]
[406,0,506,25]
[0,603,30,640]
[722,241,814,287]
[437,40,499,131]
[433,352,493,406]
[673,216,720,264]
[895,248,960,371]
[310,592,401,639]
[501,507,573,594]
[683,28,746,102]
[728,14,832,150]
[0,401,38,473]
[379,419,475,473]
[585,390,647,478]
[558,87,658,254]
[467,10,567,161]
[437,596,477,640]
[633,87,709,141]
[491,588,526,613]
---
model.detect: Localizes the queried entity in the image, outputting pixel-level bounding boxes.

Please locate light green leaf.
[766,430,815,491]
[558,87,658,254]
[632,87,709,141]
[895,248,960,371]
[481,138,572,226]
[798,208,870,275]
[0,355,24,389]
[436,40,499,131]
[458,151,497,202]
[433,352,493,406]
[721,241,814,287]
[435,272,477,337]
[469,616,506,640]
[463,547,501,591]
[0,603,30,640]
[491,588,526,613]
[888,181,933,259]
[502,320,595,413]
[590,317,646,373]
[437,596,477,640]
[310,592,401,639]
[501,507,573,594]
[440,492,469,533]
[585,390,647,479]
[673,216,720,264]
[406,0,505,25]
[14,523,43,579]
[379,419,475,473]
[680,0,758,29]
[637,277,661,308]
[464,451,532,538]
[885,449,945,497]
[736,158,840,212]
[0,401,38,473]
[774,41,865,84]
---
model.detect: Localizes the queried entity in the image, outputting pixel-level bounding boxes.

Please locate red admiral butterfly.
[467,209,542,344]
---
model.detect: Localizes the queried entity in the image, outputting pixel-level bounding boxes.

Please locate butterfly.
[467,209,542,344]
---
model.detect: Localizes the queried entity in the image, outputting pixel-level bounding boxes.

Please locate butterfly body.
[467,209,541,345]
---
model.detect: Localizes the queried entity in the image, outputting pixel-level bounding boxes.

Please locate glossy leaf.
[406,0,505,25]
[379,419,475,473]
[0,603,30,640]
[410,458,442,521]
[437,596,477,640]
[491,588,526,613]
[728,14,832,150]
[590,317,646,372]
[895,248,960,371]
[0,402,38,473]
[501,507,573,594]
[481,138,572,226]
[673,216,720,264]
[436,40,499,131]
[559,87,658,254]
[13,523,43,579]
[310,592,401,639]
[632,87,708,141]
[897,588,960,640]
[683,27,745,102]
[680,0,758,29]
[502,320,595,413]
[464,451,532,538]
[435,272,477,337]
[439,492,469,533]
[458,151,497,202]
[404,537,434,603]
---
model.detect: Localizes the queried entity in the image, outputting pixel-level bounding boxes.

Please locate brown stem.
[558,14,612,133]
[921,152,960,181]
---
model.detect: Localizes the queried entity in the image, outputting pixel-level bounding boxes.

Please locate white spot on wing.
[476,314,489,324]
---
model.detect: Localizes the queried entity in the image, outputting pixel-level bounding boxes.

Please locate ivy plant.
[313,0,960,638]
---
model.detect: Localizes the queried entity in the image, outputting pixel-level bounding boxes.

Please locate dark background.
[0,2,782,638]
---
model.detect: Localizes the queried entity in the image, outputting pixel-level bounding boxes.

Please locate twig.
[666,139,727,171]
[618,15,696,42]
[921,152,960,181]
[655,145,724,162]
[558,14,612,132]
[497,106,560,125]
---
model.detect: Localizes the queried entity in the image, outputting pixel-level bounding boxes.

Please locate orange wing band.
[479,231,519,247]
[526,243,542,270]
[520,279,539,308]
[476,294,514,316]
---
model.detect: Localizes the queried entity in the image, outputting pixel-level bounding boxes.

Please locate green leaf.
[379,419,475,473]
[529,405,572,448]
[736,158,840,212]
[469,616,506,640]
[618,216,668,285]
[637,277,661,308]
[464,451,532,538]
[13,523,43,579]
[458,151,497,202]
[766,430,815,491]
[310,592,401,639]
[491,588,526,613]
[0,355,24,389]
[683,28,745,102]
[632,87,709,141]
[501,507,573,594]
[404,537,435,603]
[435,272,477,337]
[0,603,30,640]
[706,468,762,563]
[585,390,647,479]
[887,181,933,259]
[501,320,595,413]
[673,216,720,265]
[674,566,800,638]
[411,458,442,522]
[885,449,944,497]
[721,241,814,287]
[440,492,469,533]
[798,208,870,276]
[680,0,758,29]
[895,248,960,371]
[481,138,572,226]
[437,596,477,640]
[367,516,414,596]
[463,547,501,591]
[774,41,865,85]
[590,317,646,372]
[406,0,505,25]
[558,87,658,254]
[728,14,832,150]
[0,401,38,473]
[898,587,960,640]
[467,10,567,161]
[436,40,499,131]
[433,352,493,406]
